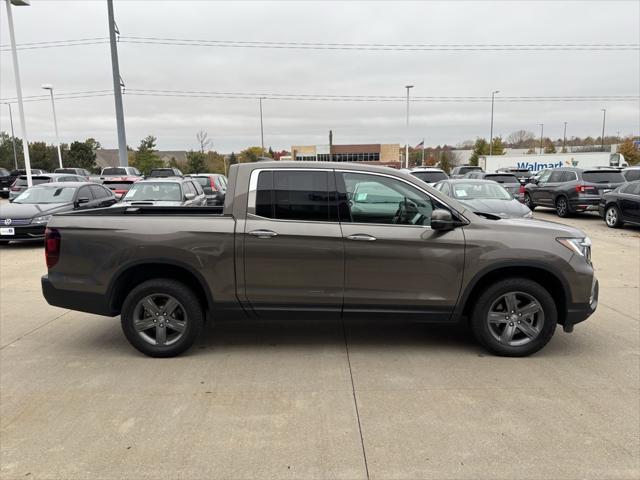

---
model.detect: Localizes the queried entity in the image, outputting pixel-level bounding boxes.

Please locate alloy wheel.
[606,207,618,227]
[486,291,545,347]
[132,294,187,346]
[556,198,567,216]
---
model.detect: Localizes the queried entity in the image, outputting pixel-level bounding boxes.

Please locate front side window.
[342,172,434,225]
[254,170,334,222]
[548,171,565,183]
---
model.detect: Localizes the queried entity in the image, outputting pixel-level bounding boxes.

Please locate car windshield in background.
[193,177,209,187]
[583,171,626,183]
[624,170,640,181]
[15,177,51,187]
[451,182,512,200]
[102,168,128,175]
[55,169,79,174]
[13,186,76,204]
[484,174,519,183]
[123,182,182,201]
[411,171,448,183]
[459,167,482,174]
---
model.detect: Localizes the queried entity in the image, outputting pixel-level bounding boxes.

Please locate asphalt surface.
[1,205,638,479]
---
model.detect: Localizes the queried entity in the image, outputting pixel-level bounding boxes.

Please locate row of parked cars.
[0,166,228,244]
[403,165,640,229]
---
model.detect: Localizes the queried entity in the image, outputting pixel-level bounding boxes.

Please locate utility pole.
[329,130,333,162]
[259,97,265,155]
[489,90,499,156]
[562,122,567,152]
[600,108,606,152]
[5,0,33,186]
[5,103,18,169]
[405,85,413,169]
[42,85,63,168]
[421,138,425,166]
[107,0,128,166]
[539,123,544,154]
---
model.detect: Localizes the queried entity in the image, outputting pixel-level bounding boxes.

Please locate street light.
[259,97,265,155]
[489,90,499,156]
[4,103,18,169]
[600,108,607,152]
[4,0,33,186]
[539,123,544,154]
[41,84,63,169]
[405,85,414,169]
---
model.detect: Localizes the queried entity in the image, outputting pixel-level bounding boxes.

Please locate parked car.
[118,178,206,206]
[524,167,626,217]
[450,165,483,179]
[4,169,47,195]
[0,182,116,244]
[409,167,449,184]
[102,176,142,200]
[147,168,183,178]
[462,172,523,200]
[42,162,598,358]
[54,167,92,179]
[9,173,88,201]
[101,166,142,177]
[496,167,534,184]
[0,168,11,198]
[622,166,640,182]
[599,181,640,228]
[187,174,227,205]
[433,179,532,218]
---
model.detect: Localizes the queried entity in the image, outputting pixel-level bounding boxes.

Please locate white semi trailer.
[479,152,626,173]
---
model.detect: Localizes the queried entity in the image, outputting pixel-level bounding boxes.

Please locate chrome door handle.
[249,229,278,238]
[346,233,377,242]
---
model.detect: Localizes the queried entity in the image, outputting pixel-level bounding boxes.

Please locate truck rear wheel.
[470,278,557,357]
[120,279,203,357]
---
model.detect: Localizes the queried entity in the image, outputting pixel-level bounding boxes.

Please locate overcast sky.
[1,0,639,152]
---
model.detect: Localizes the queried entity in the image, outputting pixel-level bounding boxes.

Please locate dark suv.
[524,167,626,217]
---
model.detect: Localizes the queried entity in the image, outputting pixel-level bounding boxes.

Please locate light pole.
[489,90,499,156]
[41,84,63,168]
[107,0,128,167]
[259,97,265,155]
[4,103,18,169]
[600,108,606,152]
[539,123,544,154]
[405,85,413,168]
[562,122,567,152]
[4,0,33,186]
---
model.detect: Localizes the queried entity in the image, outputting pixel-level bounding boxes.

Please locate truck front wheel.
[120,279,204,357]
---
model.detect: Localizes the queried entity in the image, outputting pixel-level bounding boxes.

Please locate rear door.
[337,170,464,319]
[243,168,344,315]
[620,183,640,223]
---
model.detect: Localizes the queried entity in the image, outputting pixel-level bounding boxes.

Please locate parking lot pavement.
[1,207,638,479]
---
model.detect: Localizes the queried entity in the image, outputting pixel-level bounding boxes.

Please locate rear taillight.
[576,184,597,193]
[209,177,218,191]
[519,185,526,194]
[45,228,61,269]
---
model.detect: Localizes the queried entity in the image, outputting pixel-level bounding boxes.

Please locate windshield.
[484,174,519,184]
[411,171,448,183]
[193,177,209,187]
[102,168,127,176]
[103,182,135,190]
[583,171,625,183]
[123,182,182,202]
[15,176,51,187]
[14,186,76,204]
[459,167,482,174]
[451,182,512,200]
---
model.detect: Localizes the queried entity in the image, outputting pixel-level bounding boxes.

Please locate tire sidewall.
[555,196,570,217]
[524,193,535,210]
[121,279,204,357]
[471,278,557,357]
[605,205,622,228]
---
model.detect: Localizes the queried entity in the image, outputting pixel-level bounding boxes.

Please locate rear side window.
[623,170,640,181]
[90,185,109,199]
[254,170,334,222]
[484,174,518,183]
[582,171,626,184]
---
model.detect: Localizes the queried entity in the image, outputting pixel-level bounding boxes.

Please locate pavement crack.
[341,318,370,480]
[0,310,70,350]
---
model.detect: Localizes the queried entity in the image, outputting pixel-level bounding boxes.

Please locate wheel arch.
[107,260,213,315]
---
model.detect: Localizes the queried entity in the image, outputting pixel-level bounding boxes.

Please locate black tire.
[120,278,204,357]
[524,193,535,211]
[470,278,557,357]
[555,196,571,218]
[604,204,623,228]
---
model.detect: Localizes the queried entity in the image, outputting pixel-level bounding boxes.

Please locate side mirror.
[185,192,195,200]
[431,209,457,231]
[75,197,90,208]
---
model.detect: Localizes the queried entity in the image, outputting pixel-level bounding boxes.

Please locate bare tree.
[507,130,536,148]
[196,130,213,153]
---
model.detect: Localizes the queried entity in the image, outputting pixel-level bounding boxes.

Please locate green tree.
[468,138,488,166]
[543,138,557,154]
[84,138,102,151]
[0,131,24,170]
[66,140,97,171]
[205,151,227,174]
[239,146,263,163]
[438,150,456,174]
[186,150,207,173]
[29,141,59,171]
[617,137,640,165]
[130,135,163,174]
[228,152,238,166]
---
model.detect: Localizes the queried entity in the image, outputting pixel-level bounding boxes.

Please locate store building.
[291,144,401,167]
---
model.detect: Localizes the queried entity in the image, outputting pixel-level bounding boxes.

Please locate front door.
[337,171,465,320]
[243,169,344,316]
[531,169,554,205]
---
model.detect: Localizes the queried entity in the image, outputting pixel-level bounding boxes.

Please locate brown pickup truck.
[42,162,598,357]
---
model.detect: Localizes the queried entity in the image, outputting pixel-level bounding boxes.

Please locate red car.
[102,176,141,200]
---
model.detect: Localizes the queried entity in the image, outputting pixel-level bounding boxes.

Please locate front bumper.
[563,278,599,332]
[0,224,46,241]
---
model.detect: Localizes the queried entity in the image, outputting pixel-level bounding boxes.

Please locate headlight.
[32,215,52,224]
[557,237,591,261]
